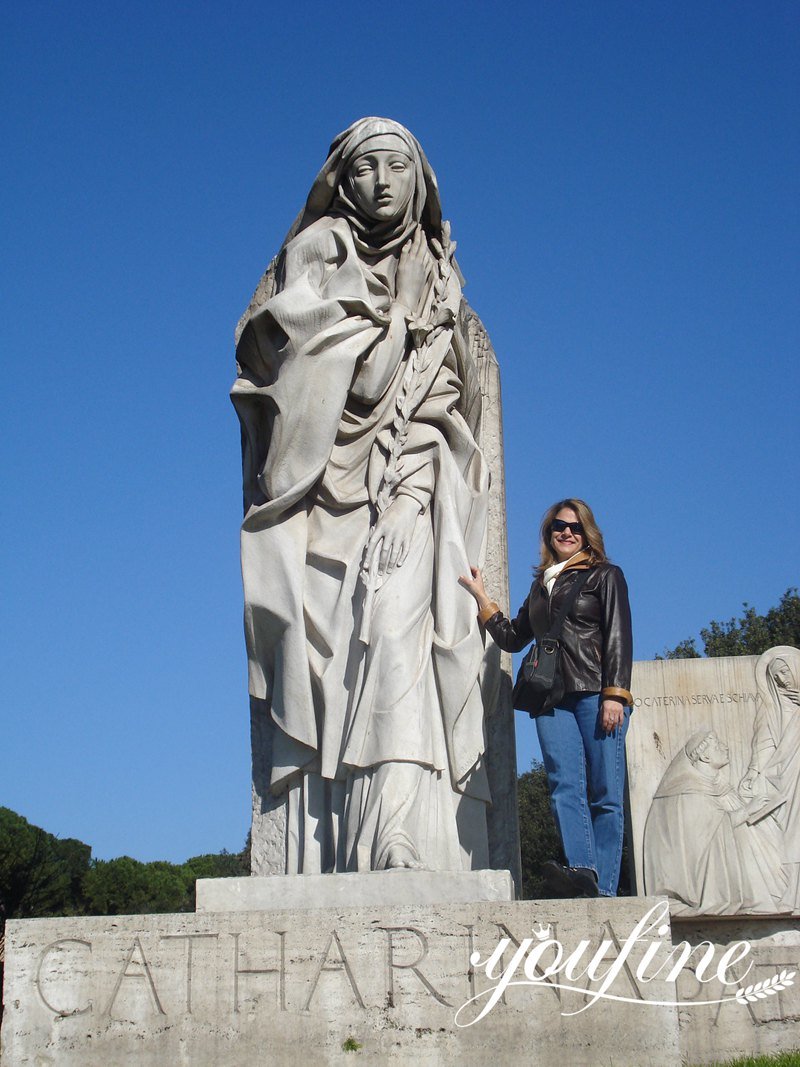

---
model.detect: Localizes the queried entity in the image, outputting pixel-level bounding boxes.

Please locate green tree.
[0,808,93,1020]
[661,637,700,659]
[181,848,249,882]
[517,762,562,899]
[0,807,90,921]
[82,857,194,915]
[662,588,800,659]
[1,807,250,924]
[82,845,250,916]
[0,808,250,1016]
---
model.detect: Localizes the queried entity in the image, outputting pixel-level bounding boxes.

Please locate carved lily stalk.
[359,223,457,644]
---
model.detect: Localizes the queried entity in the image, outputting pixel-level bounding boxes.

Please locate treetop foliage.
[517,761,562,899]
[661,588,799,659]
[0,807,249,928]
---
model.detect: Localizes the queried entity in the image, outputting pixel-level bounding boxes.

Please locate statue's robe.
[643,750,786,915]
[232,215,491,873]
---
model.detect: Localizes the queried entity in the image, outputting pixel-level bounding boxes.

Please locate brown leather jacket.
[483,553,633,705]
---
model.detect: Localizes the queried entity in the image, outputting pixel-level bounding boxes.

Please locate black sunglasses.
[551,519,584,535]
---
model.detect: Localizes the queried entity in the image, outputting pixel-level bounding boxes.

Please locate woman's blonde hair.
[535,498,607,576]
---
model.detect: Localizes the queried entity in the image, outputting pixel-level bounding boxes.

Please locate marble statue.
[740,646,800,909]
[642,728,788,915]
[231,118,499,875]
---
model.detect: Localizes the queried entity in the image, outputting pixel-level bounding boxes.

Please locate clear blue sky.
[2,1,798,863]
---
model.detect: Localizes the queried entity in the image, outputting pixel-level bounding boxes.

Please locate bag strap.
[543,569,592,640]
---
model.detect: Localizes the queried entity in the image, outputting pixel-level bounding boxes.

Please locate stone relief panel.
[628,648,800,916]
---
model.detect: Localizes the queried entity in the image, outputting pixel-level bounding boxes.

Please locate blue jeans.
[535,692,629,897]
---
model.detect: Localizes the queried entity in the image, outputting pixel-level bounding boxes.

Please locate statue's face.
[702,734,729,769]
[770,659,793,689]
[348,151,415,222]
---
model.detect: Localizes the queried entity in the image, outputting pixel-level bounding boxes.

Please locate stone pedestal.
[196,868,514,912]
[2,896,682,1066]
[8,870,796,1066]
[671,914,800,1066]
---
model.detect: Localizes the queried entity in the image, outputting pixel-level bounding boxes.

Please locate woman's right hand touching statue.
[458,565,493,613]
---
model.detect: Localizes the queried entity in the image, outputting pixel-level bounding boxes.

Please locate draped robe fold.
[232,216,491,873]
[748,654,800,910]
[643,750,786,915]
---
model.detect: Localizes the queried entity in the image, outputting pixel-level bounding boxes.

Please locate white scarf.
[543,552,584,596]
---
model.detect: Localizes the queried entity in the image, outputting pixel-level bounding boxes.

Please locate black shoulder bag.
[512,570,592,718]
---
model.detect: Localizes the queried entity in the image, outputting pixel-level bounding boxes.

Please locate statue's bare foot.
[385,845,424,870]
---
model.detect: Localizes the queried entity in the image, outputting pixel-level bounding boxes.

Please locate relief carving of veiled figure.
[740,646,800,910]
[232,118,493,874]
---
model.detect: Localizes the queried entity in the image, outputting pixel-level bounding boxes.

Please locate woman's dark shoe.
[541,861,600,898]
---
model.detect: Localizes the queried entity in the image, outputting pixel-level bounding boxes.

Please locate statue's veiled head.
[754,646,800,713]
[345,133,416,223]
[769,657,795,690]
[288,117,444,255]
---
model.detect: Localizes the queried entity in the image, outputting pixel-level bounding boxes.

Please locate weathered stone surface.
[2,899,682,1066]
[247,314,520,890]
[470,310,521,891]
[196,869,514,912]
[235,117,519,883]
[628,650,800,916]
[672,915,800,1065]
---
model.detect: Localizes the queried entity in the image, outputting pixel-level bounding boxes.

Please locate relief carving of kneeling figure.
[232,118,491,874]
[643,728,788,915]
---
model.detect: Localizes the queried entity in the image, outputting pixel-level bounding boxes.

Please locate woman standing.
[460,499,633,897]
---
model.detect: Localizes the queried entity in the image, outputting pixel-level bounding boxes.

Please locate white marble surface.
[233,118,516,878]
[629,648,800,916]
[195,869,514,912]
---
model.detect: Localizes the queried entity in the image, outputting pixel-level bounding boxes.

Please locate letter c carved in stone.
[36,938,93,1017]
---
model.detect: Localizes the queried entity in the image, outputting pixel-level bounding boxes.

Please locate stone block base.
[195,869,515,912]
[671,914,800,1065]
[2,898,682,1066]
